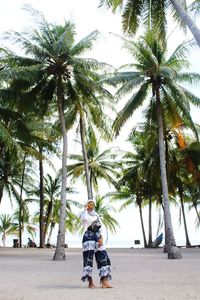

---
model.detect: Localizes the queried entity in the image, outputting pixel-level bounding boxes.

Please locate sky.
[0,0,200,247]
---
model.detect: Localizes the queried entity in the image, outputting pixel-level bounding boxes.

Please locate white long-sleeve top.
[80,209,100,231]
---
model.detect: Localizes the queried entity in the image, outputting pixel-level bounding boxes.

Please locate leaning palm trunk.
[19,154,26,247]
[138,199,147,248]
[147,195,153,247]
[170,0,200,47]
[44,199,53,242]
[194,205,200,225]
[79,114,93,199]
[39,146,45,248]
[47,222,55,244]
[90,170,93,194]
[155,87,182,259]
[2,235,5,247]
[53,77,68,260]
[179,188,191,247]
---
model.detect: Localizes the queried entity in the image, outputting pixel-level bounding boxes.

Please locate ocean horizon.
[2,232,200,248]
[64,239,200,248]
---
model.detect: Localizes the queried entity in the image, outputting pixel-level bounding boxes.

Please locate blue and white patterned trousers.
[81,230,112,282]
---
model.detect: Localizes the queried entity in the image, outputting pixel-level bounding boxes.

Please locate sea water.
[2,235,200,248]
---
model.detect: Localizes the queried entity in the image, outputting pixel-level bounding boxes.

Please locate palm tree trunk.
[0,181,4,204]
[79,114,93,199]
[164,135,169,181]
[2,235,5,247]
[53,76,68,260]
[147,195,153,247]
[170,0,200,47]
[19,154,26,247]
[155,86,182,259]
[138,199,147,248]
[39,146,45,248]
[47,222,55,244]
[44,199,53,243]
[179,188,191,247]
[90,169,93,197]
[194,204,200,225]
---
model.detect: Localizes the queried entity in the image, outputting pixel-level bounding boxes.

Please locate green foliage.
[0,214,18,246]
[105,30,200,138]
[100,0,188,35]
[68,133,121,191]
[94,194,119,233]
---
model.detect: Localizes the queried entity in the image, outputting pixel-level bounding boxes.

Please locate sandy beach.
[0,247,199,300]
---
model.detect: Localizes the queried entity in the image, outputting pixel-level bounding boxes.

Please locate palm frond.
[176,73,200,86]
[71,30,99,56]
[113,83,149,136]
[122,0,143,33]
[188,0,200,19]
[99,0,123,11]
[115,75,146,99]
[166,40,196,70]
[0,122,22,155]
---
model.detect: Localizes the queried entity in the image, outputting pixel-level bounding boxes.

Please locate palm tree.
[64,76,113,200]
[143,99,196,248]
[68,135,120,195]
[187,183,200,228]
[34,197,81,246]
[104,30,200,258]
[6,162,37,246]
[178,186,192,247]
[100,0,200,47]
[182,141,200,183]
[0,114,56,247]
[0,123,23,190]
[31,172,81,244]
[31,120,60,248]
[179,138,200,237]
[0,73,57,248]
[167,146,192,247]
[0,72,55,251]
[111,129,162,248]
[108,186,148,248]
[129,131,161,247]
[43,173,62,242]
[0,104,34,204]
[13,157,36,247]
[5,6,108,260]
[13,208,37,244]
[0,214,18,247]
[0,50,27,168]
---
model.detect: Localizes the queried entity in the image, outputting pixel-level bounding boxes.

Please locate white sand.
[0,247,199,300]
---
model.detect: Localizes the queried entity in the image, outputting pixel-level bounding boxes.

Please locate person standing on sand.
[80,199,112,288]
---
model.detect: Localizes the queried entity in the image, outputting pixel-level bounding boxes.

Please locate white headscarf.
[86,199,95,205]
[80,200,100,230]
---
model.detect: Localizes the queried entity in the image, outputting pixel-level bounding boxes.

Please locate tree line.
[0,1,200,260]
